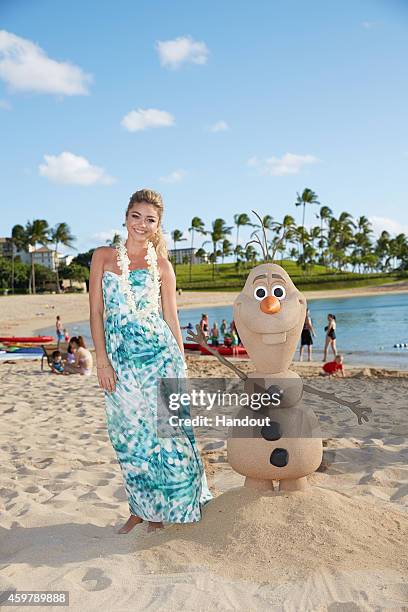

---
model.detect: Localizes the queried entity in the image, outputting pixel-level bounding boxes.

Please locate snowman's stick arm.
[303,384,359,408]
[303,384,372,424]
[186,325,248,381]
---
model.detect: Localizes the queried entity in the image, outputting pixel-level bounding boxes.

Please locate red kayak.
[183,342,200,351]
[0,336,54,344]
[199,345,248,357]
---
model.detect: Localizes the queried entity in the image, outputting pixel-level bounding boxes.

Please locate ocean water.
[39,292,408,370]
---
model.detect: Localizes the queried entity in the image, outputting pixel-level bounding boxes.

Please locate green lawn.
[174,260,406,292]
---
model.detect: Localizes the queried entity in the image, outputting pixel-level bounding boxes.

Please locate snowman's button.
[260,422,281,441]
[270,448,289,467]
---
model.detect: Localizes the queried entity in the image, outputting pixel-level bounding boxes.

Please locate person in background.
[200,314,209,339]
[64,336,93,376]
[220,319,228,337]
[66,340,76,365]
[223,330,232,347]
[50,350,64,374]
[63,328,70,342]
[299,308,316,362]
[323,313,337,362]
[322,354,345,377]
[210,322,219,346]
[56,315,64,346]
[230,320,241,346]
[231,327,239,356]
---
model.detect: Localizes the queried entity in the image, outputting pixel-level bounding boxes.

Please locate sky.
[0,0,407,256]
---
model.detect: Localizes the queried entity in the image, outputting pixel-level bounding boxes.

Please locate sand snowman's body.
[188,260,367,491]
[227,372,323,491]
[227,262,323,491]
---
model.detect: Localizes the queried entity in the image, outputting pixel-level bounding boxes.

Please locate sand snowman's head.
[233,263,306,373]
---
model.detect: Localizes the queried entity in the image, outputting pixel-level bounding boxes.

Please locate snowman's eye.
[254,286,267,300]
[272,284,286,300]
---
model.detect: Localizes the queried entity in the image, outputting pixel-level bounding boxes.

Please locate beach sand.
[0,353,407,610]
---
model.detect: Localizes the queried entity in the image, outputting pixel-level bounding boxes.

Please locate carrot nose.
[260,296,281,314]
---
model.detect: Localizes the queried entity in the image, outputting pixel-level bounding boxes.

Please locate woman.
[299,309,315,362]
[64,336,93,376]
[89,189,212,534]
[323,313,337,362]
[199,314,209,339]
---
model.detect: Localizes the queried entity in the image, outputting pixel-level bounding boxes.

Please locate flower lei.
[115,238,161,322]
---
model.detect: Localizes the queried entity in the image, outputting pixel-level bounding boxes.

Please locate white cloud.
[248,153,319,176]
[0,30,92,95]
[0,99,11,110]
[369,216,408,237]
[160,169,186,183]
[156,35,209,69]
[121,108,175,132]
[209,120,229,132]
[361,21,375,29]
[39,152,115,186]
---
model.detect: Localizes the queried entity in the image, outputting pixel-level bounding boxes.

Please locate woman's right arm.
[89,248,117,393]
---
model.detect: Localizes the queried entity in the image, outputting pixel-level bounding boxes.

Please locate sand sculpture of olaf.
[187,212,371,492]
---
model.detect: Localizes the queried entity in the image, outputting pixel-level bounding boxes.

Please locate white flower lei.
[115,238,161,321]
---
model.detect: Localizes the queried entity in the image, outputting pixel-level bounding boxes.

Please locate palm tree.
[244,244,258,267]
[204,218,232,279]
[390,234,408,270]
[375,231,391,271]
[195,247,207,263]
[221,238,233,263]
[10,224,27,294]
[188,217,206,282]
[316,205,332,262]
[268,215,296,260]
[171,229,186,273]
[107,233,122,247]
[50,223,76,293]
[352,216,373,272]
[233,213,251,261]
[295,188,320,254]
[25,219,50,294]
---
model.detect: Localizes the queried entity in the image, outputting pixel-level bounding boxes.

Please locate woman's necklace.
[115,237,161,320]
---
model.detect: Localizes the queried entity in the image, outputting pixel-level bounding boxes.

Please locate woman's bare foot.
[147,521,164,533]
[117,515,143,534]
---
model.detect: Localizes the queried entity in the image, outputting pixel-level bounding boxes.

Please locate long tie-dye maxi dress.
[102,268,212,523]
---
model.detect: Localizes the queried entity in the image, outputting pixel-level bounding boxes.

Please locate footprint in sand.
[33,458,54,469]
[328,602,362,611]
[81,568,112,592]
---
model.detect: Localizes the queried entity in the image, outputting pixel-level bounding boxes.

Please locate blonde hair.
[126,189,168,258]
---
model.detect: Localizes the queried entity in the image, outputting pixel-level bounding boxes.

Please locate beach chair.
[41,342,68,371]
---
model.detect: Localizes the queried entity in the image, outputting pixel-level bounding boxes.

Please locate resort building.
[15,246,63,271]
[0,237,14,259]
[168,247,208,265]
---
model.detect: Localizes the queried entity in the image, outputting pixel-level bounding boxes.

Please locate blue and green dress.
[102,268,212,523]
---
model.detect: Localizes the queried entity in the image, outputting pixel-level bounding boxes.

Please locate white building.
[168,247,208,265]
[16,245,63,271]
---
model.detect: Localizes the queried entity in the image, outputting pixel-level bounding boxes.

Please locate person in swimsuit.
[299,308,316,362]
[56,315,64,346]
[64,336,93,376]
[323,313,337,362]
[200,314,209,339]
[210,322,219,346]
